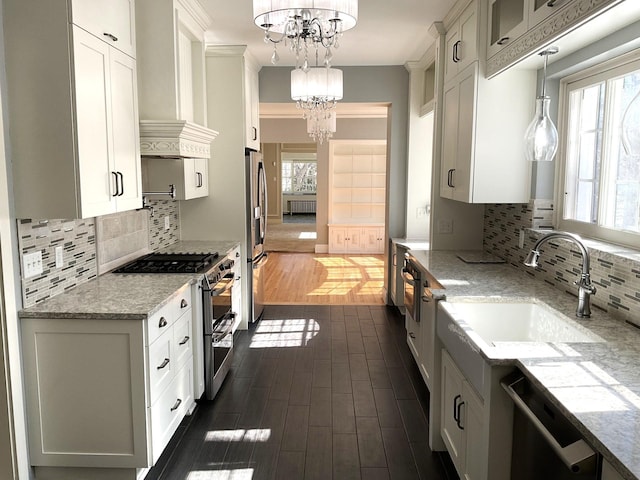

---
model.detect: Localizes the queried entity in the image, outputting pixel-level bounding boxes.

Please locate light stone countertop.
[18,240,240,321]
[409,250,640,480]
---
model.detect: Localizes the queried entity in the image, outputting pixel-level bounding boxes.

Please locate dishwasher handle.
[501,375,597,475]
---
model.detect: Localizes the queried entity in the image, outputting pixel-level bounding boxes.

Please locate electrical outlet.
[55,246,64,268]
[519,229,525,249]
[437,218,453,234]
[23,251,43,278]
[164,216,170,230]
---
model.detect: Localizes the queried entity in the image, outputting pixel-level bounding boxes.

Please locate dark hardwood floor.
[145,305,459,480]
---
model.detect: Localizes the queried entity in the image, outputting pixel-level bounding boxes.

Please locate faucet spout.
[524,232,596,318]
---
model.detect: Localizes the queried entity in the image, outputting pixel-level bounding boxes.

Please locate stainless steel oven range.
[201,257,236,400]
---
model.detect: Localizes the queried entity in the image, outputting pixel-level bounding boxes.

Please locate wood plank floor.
[264,253,385,305]
[145,305,458,480]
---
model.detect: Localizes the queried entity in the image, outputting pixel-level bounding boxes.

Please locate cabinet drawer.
[150,363,193,463]
[173,310,193,373]
[148,330,174,404]
[147,289,191,345]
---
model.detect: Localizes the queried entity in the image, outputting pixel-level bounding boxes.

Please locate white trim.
[315,244,329,254]
[556,49,640,248]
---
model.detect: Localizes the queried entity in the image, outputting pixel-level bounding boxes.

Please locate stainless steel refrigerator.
[246,148,268,322]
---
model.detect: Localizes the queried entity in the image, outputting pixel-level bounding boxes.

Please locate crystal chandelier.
[253,1,358,66]
[524,47,559,162]
[291,66,342,143]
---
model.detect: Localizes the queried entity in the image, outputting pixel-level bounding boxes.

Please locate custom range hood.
[139,120,219,158]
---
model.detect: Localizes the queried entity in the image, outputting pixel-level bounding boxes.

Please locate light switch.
[23,251,43,278]
[164,216,170,230]
[55,246,64,268]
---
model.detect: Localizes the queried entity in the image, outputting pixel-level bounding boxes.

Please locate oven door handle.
[212,313,235,342]
[208,275,235,297]
[501,375,597,475]
[402,269,417,285]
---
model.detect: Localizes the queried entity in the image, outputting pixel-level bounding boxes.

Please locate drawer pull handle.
[179,336,190,346]
[180,299,188,308]
[157,358,170,370]
[409,332,416,339]
[170,398,182,412]
[103,32,118,42]
[158,317,168,328]
[497,36,510,45]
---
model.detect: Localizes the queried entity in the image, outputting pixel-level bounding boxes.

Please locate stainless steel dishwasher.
[501,371,601,479]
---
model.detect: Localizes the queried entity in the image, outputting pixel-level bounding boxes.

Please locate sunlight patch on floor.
[298,231,317,239]
[205,429,271,442]
[186,469,254,479]
[250,318,320,348]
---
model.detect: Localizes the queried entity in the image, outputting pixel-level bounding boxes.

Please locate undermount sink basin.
[449,301,603,345]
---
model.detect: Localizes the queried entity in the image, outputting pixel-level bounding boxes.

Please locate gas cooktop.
[113,252,219,274]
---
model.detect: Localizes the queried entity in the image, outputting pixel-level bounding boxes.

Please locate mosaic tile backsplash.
[18,199,181,308]
[484,201,640,326]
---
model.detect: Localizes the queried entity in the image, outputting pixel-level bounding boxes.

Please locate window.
[559,53,640,247]
[282,160,317,194]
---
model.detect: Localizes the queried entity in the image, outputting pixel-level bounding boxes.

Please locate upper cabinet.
[71,0,136,57]
[245,57,261,150]
[440,1,536,204]
[4,0,142,219]
[135,0,211,125]
[444,1,478,85]
[487,0,527,58]
[486,0,637,77]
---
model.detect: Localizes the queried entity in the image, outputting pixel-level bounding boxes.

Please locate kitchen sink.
[448,301,603,345]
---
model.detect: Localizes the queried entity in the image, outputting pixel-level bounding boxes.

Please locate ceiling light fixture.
[524,46,559,162]
[291,66,342,143]
[253,0,358,66]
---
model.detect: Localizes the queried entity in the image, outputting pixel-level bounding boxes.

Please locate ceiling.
[200,0,457,67]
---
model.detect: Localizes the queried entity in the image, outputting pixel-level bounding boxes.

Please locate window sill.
[528,228,640,264]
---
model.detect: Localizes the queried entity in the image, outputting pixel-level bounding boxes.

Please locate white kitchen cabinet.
[143,157,209,200]
[406,307,422,361]
[230,245,243,333]
[328,225,384,254]
[20,287,194,472]
[441,349,484,480]
[443,1,478,85]
[135,0,210,125]
[602,459,625,480]
[245,58,261,150]
[439,62,535,203]
[487,0,527,58]
[71,0,136,58]
[5,0,142,220]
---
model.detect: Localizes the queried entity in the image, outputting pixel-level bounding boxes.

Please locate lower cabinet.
[328,225,384,254]
[20,286,195,474]
[441,349,484,480]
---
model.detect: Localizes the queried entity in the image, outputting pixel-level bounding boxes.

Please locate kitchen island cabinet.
[4,0,142,220]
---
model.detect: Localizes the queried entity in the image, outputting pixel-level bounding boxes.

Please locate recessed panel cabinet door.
[73,27,116,218]
[110,49,142,211]
[71,0,136,57]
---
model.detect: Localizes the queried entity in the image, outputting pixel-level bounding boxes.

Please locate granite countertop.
[19,240,241,321]
[409,250,640,480]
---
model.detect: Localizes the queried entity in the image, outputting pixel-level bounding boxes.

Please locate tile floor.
[145,305,459,480]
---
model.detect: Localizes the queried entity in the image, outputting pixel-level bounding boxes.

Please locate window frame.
[281,152,317,195]
[556,48,640,248]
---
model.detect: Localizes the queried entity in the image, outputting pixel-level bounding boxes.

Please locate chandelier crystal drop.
[307,111,336,144]
[254,0,358,65]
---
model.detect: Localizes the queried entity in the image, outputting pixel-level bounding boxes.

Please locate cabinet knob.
[409,332,416,339]
[497,36,510,46]
[180,299,188,308]
[158,317,168,328]
[103,32,118,42]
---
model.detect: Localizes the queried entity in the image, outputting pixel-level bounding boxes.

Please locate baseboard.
[315,244,329,253]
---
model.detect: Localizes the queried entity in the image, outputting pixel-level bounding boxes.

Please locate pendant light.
[524,46,559,162]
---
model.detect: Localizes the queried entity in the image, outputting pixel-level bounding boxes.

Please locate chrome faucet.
[524,232,596,318]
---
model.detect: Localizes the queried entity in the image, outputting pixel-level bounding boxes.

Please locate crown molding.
[139,120,219,158]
